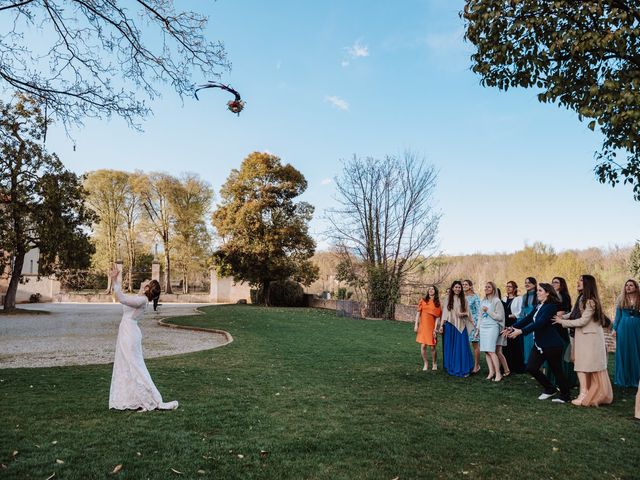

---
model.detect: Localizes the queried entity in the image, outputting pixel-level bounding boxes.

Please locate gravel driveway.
[0,303,231,369]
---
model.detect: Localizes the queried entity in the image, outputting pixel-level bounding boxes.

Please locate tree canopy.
[0,1,229,126]
[463,0,640,199]
[0,95,94,310]
[212,152,319,304]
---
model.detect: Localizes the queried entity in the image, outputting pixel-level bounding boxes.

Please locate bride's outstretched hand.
[109,264,119,282]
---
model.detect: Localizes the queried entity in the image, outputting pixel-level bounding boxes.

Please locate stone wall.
[210,273,252,304]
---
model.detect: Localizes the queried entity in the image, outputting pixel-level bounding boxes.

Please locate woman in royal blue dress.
[440,280,474,377]
[612,279,640,388]
[518,277,538,364]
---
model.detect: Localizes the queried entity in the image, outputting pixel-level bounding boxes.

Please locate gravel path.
[0,303,231,369]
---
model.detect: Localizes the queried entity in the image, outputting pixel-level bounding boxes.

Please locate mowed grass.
[1,305,639,479]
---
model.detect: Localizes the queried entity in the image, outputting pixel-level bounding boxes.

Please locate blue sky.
[21,0,639,254]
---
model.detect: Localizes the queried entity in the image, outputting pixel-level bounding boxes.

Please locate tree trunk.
[261,280,271,306]
[164,251,172,294]
[3,249,25,311]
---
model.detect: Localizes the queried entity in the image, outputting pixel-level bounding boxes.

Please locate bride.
[108,265,178,411]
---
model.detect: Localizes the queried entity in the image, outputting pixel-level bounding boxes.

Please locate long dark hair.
[144,280,161,301]
[538,283,560,304]
[423,285,441,309]
[447,280,467,312]
[580,275,606,326]
[523,277,538,308]
[553,276,572,310]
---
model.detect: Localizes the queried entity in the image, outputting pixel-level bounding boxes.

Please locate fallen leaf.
[170,468,184,474]
[111,464,122,474]
[462,472,469,475]
[45,474,55,480]
[51,441,58,445]
[551,438,558,442]
[197,470,206,474]
[237,454,244,459]
[552,447,559,452]
[391,477,399,480]
[620,438,626,442]
[260,450,269,458]
[0,464,7,469]
[56,459,64,464]
[136,452,142,457]
[11,450,17,458]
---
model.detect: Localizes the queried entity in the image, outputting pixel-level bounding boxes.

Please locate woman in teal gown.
[613,279,640,388]
[518,277,538,364]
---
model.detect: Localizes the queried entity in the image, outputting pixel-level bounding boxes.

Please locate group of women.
[414,276,640,419]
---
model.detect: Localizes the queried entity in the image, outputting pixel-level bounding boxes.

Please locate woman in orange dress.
[414,285,443,371]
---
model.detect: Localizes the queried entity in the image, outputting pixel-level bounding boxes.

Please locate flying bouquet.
[194,81,245,116]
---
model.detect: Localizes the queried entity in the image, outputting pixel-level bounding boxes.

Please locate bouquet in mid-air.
[194,81,244,116]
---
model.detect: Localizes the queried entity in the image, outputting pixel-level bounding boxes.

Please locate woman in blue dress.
[440,280,475,377]
[478,281,506,382]
[519,277,538,364]
[463,279,481,374]
[613,279,640,388]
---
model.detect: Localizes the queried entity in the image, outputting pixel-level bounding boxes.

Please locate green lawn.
[1,305,638,479]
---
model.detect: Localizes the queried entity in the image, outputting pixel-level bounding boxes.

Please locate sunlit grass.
[1,305,638,479]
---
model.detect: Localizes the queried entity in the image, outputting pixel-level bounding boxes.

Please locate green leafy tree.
[0,1,229,127]
[212,152,319,304]
[463,1,640,199]
[0,95,94,311]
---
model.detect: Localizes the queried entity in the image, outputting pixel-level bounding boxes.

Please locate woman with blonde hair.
[554,275,613,406]
[477,282,506,381]
[612,279,640,388]
[441,280,475,377]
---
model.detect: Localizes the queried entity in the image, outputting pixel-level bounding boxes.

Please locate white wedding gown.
[109,280,178,411]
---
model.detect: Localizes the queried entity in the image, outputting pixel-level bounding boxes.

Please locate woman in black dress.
[502,280,525,373]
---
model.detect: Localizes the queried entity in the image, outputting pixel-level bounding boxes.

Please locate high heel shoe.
[571,393,586,406]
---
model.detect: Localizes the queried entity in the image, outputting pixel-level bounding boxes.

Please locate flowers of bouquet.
[227,100,245,114]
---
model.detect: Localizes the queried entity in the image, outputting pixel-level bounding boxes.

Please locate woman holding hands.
[477,282,506,381]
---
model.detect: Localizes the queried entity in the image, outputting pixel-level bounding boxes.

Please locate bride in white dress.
[108,265,178,411]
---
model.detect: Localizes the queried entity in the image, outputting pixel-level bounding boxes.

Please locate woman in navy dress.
[440,280,475,377]
[505,282,570,403]
[613,279,640,388]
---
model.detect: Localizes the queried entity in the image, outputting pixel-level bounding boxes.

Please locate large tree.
[327,153,441,319]
[463,1,640,199]
[212,152,319,304]
[84,169,129,292]
[0,95,94,310]
[0,0,229,127]
[169,173,213,294]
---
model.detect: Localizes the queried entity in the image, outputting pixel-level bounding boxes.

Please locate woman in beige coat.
[554,275,613,407]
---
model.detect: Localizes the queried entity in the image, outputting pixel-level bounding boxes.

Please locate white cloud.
[320,178,333,186]
[346,41,369,58]
[324,95,349,111]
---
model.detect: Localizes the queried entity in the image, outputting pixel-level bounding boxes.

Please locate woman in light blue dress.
[519,277,538,364]
[613,279,640,388]
[463,279,481,374]
[478,281,506,382]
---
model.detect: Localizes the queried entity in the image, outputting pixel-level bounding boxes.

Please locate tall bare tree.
[0,1,229,127]
[169,173,213,294]
[140,172,177,293]
[327,153,441,319]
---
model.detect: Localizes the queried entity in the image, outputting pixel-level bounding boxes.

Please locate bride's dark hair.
[145,280,161,301]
